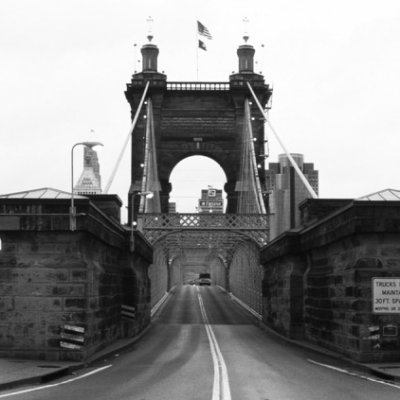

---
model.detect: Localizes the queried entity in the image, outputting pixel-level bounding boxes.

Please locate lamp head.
[81,141,103,149]
[139,191,154,199]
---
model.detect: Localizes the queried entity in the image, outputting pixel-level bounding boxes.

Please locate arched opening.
[169,156,227,213]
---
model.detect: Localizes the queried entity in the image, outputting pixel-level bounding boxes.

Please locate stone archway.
[169,155,227,213]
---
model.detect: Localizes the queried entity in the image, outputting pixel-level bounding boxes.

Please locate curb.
[0,291,174,392]
[0,325,152,392]
[151,287,174,318]
[0,365,78,392]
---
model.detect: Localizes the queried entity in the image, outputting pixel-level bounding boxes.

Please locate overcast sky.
[1,0,400,220]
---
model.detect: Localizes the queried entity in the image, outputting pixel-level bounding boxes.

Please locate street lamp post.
[130,191,153,251]
[70,141,103,231]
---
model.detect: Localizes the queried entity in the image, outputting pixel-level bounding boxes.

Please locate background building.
[168,202,177,213]
[266,154,318,239]
[198,187,224,213]
[74,147,102,195]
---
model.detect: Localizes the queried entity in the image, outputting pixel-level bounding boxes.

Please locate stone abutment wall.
[0,198,152,361]
[261,200,400,362]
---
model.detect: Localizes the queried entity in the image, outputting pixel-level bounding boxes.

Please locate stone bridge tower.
[125,37,272,218]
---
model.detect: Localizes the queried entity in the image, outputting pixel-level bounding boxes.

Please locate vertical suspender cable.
[140,98,161,213]
[245,98,267,214]
[246,82,318,199]
[148,99,161,212]
[139,99,153,214]
[104,81,150,193]
[140,99,151,212]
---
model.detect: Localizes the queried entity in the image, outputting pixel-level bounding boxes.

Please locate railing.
[128,80,269,91]
[167,82,230,91]
[141,213,268,230]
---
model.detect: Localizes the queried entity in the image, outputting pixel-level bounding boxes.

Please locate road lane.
[1,285,400,400]
[1,285,213,400]
[199,286,400,400]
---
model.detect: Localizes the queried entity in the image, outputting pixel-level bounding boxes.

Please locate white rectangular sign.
[372,278,400,313]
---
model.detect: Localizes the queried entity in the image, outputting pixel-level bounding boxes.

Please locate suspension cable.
[246,82,318,199]
[103,81,150,193]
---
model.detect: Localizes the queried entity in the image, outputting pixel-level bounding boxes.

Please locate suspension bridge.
[100,36,317,294]
[0,33,324,363]
[1,31,397,367]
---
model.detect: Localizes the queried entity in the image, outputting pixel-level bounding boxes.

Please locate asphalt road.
[2,285,400,400]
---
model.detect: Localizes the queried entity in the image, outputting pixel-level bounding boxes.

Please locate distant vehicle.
[198,273,211,286]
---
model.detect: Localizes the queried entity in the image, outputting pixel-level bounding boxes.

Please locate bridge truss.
[139,213,269,265]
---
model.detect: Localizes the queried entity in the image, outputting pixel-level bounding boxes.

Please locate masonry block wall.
[261,235,305,338]
[121,246,152,339]
[0,198,152,361]
[229,241,263,316]
[261,200,400,362]
[305,233,400,362]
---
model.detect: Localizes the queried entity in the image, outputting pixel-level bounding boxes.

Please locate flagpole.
[196,44,199,81]
[196,20,199,81]
[196,20,212,80]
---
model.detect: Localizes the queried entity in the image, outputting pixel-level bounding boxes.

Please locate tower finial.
[147,16,154,42]
[242,17,249,43]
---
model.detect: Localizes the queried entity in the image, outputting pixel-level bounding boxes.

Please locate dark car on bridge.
[198,273,211,286]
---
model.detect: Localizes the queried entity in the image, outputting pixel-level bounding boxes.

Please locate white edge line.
[308,359,400,390]
[151,291,169,317]
[0,365,112,399]
[229,293,262,320]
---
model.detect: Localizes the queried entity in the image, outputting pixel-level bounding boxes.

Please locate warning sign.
[372,278,400,314]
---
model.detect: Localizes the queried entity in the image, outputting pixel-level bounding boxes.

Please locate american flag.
[197,21,212,39]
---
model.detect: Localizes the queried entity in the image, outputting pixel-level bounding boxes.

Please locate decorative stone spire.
[237,17,255,73]
[146,16,154,43]
[141,16,159,72]
[242,17,250,43]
